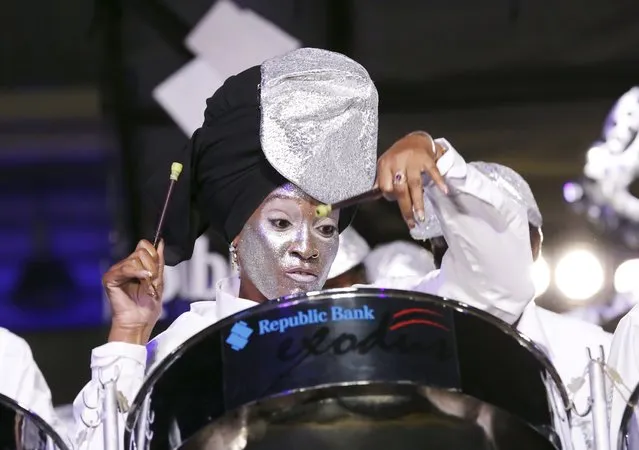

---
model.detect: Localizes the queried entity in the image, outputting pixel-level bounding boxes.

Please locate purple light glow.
[563,182,584,203]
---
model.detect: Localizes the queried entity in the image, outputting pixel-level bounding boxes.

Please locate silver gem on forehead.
[411,161,542,241]
[259,48,378,205]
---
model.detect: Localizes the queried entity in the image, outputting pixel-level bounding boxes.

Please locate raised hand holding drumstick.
[317,131,448,229]
[103,239,165,345]
[103,162,182,345]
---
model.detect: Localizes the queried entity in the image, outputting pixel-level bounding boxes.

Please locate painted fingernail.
[417,211,425,222]
[407,220,416,229]
[144,271,153,278]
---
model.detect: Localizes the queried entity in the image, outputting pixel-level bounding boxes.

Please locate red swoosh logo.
[390,319,449,332]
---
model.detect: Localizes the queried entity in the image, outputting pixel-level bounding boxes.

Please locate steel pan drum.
[126,288,572,450]
[0,394,69,450]
[617,382,639,449]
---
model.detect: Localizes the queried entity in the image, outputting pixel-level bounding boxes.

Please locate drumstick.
[148,162,182,299]
[152,162,183,248]
[315,187,383,217]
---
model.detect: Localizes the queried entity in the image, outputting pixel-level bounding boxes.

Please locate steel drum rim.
[0,392,70,450]
[125,287,571,432]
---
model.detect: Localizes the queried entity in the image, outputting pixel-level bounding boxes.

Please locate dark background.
[0,0,638,405]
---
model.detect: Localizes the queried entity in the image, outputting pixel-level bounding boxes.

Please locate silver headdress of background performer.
[411,162,542,241]
[327,226,371,279]
[583,86,639,183]
[563,86,639,249]
[599,86,639,155]
[260,48,378,204]
[365,241,436,282]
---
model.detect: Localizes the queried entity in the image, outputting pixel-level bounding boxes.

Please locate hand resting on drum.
[102,239,165,345]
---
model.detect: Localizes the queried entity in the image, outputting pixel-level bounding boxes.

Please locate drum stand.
[134,393,154,450]
[587,346,611,450]
[103,379,120,450]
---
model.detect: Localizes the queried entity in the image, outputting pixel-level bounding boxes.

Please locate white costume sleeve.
[0,329,68,444]
[608,304,639,448]
[391,141,535,323]
[71,341,146,449]
[71,310,213,450]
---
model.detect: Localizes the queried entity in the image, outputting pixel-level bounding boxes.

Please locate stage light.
[563,182,584,203]
[614,258,639,294]
[531,255,551,297]
[554,248,604,301]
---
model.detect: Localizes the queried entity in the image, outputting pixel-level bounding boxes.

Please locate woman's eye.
[269,219,291,229]
[318,225,337,236]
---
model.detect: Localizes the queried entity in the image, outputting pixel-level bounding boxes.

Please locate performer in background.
[324,226,435,289]
[557,85,639,447]
[405,162,612,450]
[0,327,68,443]
[323,227,370,289]
[564,86,639,329]
[71,47,536,449]
[365,240,436,283]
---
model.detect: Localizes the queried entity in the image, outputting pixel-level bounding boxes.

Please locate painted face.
[235,183,340,299]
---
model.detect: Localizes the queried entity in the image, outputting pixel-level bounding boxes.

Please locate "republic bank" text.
[258,306,375,335]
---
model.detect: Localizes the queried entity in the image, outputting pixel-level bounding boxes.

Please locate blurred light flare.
[554,248,604,301]
[614,258,639,295]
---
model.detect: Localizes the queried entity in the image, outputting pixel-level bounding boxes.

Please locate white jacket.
[608,303,639,448]
[0,327,69,445]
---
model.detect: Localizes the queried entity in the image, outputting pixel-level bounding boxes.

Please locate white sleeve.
[608,305,639,448]
[71,310,213,449]
[0,331,69,445]
[415,141,535,323]
[71,342,147,450]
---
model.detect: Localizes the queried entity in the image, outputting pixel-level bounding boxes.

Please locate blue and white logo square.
[226,321,254,351]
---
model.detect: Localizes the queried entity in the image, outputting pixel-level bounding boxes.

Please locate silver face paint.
[236,183,340,300]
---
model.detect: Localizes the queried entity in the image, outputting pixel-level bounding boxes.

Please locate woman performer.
[71,47,535,449]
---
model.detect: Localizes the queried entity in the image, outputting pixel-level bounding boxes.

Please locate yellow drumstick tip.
[315,204,332,217]
[170,162,183,181]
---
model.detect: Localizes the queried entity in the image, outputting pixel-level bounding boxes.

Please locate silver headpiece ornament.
[260,48,378,204]
[411,161,542,241]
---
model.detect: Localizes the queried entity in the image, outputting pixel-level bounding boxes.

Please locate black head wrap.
[143,65,357,266]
